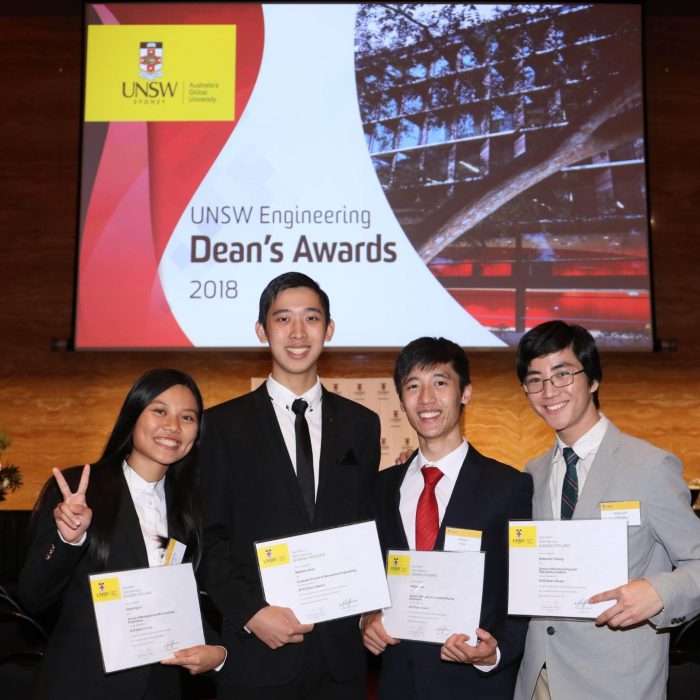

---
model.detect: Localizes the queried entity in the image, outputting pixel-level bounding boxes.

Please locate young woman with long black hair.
[19,368,225,700]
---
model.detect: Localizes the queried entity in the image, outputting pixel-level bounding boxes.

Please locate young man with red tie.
[363,336,533,699]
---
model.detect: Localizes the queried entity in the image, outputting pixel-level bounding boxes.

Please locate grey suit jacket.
[514,421,700,700]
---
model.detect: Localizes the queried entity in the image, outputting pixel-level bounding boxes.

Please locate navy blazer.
[372,444,533,700]
[199,383,381,689]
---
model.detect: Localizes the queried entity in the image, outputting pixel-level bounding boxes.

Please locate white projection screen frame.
[75,2,653,350]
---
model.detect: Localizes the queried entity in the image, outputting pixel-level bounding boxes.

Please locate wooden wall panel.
[2,8,700,511]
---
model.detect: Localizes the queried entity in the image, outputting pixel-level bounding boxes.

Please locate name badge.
[444,526,482,552]
[600,500,641,526]
[162,538,187,566]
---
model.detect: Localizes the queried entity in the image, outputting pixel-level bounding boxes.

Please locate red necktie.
[415,465,444,550]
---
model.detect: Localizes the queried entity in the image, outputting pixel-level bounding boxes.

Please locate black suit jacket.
[372,445,533,700]
[198,383,381,689]
[18,461,186,700]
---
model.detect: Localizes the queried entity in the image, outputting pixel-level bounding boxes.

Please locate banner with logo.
[76,3,651,349]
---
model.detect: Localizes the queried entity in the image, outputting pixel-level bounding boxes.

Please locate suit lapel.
[530,447,556,519]
[574,421,619,518]
[113,471,149,569]
[434,445,482,550]
[390,457,414,550]
[252,383,311,524]
[316,387,338,513]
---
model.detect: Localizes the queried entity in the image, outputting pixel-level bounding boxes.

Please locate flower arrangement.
[0,430,22,501]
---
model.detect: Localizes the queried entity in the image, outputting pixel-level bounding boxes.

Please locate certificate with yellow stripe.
[89,563,205,672]
[383,549,485,644]
[508,519,628,618]
[255,520,390,623]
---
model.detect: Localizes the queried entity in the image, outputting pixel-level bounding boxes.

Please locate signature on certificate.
[339,597,358,610]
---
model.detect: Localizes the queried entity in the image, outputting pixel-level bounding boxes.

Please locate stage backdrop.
[75,2,653,350]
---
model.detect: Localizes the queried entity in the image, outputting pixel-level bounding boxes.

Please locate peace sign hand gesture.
[52,464,93,544]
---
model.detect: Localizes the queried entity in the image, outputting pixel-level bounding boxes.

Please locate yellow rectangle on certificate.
[387,554,411,576]
[600,501,640,511]
[257,543,291,569]
[162,538,177,565]
[509,525,537,548]
[91,577,122,603]
[85,24,236,122]
[445,527,481,539]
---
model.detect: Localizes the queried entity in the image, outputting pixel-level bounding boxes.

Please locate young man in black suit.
[199,272,381,700]
[362,337,533,699]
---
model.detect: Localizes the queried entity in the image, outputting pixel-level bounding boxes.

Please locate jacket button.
[546,626,555,635]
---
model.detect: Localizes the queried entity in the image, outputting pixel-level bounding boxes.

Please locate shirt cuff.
[57,529,87,547]
[214,646,227,672]
[474,645,501,672]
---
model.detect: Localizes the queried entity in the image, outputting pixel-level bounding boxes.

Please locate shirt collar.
[266,374,322,412]
[556,413,609,461]
[409,439,469,484]
[122,460,166,499]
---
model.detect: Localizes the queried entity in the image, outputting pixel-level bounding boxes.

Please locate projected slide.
[76,3,652,349]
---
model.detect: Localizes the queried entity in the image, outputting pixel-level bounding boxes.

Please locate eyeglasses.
[522,369,586,394]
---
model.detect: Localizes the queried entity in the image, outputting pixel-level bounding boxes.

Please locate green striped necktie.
[561,447,579,520]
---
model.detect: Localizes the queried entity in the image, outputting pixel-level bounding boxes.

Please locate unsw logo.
[121,41,177,100]
[139,42,163,80]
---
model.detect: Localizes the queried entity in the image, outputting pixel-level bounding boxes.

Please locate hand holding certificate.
[508,519,628,619]
[382,549,485,644]
[256,521,390,624]
[89,563,205,673]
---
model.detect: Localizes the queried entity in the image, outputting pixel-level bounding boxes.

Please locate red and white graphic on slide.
[78,3,265,348]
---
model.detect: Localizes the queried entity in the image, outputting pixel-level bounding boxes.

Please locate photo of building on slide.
[355,3,651,348]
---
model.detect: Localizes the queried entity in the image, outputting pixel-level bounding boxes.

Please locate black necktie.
[561,447,579,520]
[292,398,315,520]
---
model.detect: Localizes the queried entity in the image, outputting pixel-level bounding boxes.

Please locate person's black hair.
[32,369,204,570]
[394,337,471,397]
[257,271,331,329]
[516,320,602,408]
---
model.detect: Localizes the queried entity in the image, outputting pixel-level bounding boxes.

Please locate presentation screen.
[75,3,652,349]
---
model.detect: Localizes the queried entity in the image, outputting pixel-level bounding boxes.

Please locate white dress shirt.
[123,461,168,567]
[549,413,609,518]
[59,463,167,559]
[266,375,323,497]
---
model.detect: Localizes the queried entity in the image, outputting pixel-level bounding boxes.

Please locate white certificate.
[255,520,391,624]
[382,549,485,645]
[89,563,205,673]
[508,519,628,619]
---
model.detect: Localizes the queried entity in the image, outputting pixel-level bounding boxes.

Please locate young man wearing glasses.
[514,320,700,700]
